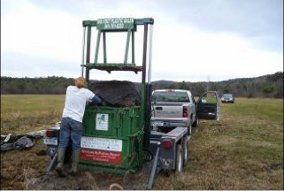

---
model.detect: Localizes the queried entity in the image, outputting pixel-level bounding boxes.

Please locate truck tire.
[175,144,184,173]
[192,118,198,127]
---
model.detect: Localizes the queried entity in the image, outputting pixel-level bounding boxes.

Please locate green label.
[97,18,134,30]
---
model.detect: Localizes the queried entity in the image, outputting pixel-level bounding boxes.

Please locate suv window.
[152,91,190,102]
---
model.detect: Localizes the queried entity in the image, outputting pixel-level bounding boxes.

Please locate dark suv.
[221,93,235,103]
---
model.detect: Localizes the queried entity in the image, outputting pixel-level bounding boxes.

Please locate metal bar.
[142,23,149,149]
[135,18,154,25]
[142,24,148,84]
[144,83,152,149]
[81,27,86,77]
[132,31,135,64]
[103,32,107,64]
[86,68,90,84]
[86,26,92,64]
[85,26,92,82]
[47,152,58,172]
[94,31,101,64]
[83,20,97,27]
[124,30,131,64]
[146,144,160,190]
[147,24,153,83]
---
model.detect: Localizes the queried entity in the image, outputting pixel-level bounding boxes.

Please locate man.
[55,77,102,176]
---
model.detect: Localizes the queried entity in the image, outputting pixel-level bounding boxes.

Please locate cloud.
[151,23,283,81]
[1,51,81,77]
[1,0,283,82]
[144,0,283,52]
[1,0,82,62]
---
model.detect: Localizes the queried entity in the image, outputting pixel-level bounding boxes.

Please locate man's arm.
[91,95,103,105]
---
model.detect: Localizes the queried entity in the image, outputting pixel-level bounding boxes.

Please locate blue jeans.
[58,117,83,151]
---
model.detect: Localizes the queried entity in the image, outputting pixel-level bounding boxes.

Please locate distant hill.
[1,72,283,98]
[152,72,283,98]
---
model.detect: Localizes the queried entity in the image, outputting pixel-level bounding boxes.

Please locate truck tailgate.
[152,103,184,118]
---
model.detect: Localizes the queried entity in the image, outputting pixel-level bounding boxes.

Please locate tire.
[145,150,154,162]
[175,144,184,173]
[192,118,198,127]
[182,138,189,167]
[187,123,192,135]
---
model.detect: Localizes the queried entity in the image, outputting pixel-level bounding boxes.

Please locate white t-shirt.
[62,85,95,122]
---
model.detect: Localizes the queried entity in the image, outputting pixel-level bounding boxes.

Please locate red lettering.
[80,148,122,164]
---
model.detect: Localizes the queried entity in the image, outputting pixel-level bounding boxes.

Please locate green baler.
[78,18,154,173]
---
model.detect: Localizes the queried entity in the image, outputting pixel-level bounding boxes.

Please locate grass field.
[155,98,283,190]
[1,94,65,134]
[1,95,283,189]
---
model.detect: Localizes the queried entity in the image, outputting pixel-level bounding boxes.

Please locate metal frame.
[80,17,154,155]
[81,18,154,78]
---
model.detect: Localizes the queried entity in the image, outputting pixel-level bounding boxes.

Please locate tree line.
[1,72,283,98]
[151,72,283,98]
[1,76,74,94]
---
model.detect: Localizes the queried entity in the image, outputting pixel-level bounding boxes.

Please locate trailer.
[43,17,219,189]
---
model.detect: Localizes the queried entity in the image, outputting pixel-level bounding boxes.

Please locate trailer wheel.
[175,144,184,173]
[187,124,192,135]
[145,150,153,162]
[182,138,188,167]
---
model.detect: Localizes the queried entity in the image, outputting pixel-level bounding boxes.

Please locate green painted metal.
[124,30,131,64]
[103,32,107,63]
[97,18,135,31]
[83,106,143,137]
[94,31,101,64]
[91,18,136,66]
[79,105,145,173]
[80,17,153,174]
[82,18,154,27]
[83,17,153,74]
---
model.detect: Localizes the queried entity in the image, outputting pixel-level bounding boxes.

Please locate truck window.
[152,92,190,102]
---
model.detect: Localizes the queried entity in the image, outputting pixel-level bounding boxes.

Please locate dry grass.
[0,95,283,190]
[154,98,283,190]
[1,94,64,134]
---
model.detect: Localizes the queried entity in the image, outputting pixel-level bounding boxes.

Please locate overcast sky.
[1,0,283,82]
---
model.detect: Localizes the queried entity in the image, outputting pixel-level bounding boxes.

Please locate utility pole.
[207,75,210,91]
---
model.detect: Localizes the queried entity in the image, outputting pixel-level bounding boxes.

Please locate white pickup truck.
[150,89,220,135]
[151,89,198,135]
